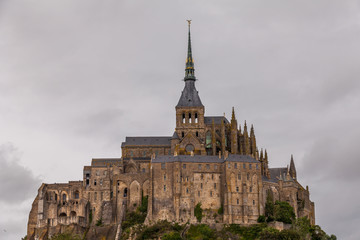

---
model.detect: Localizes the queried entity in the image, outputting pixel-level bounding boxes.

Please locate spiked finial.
[185,20,195,80]
[231,107,235,120]
[289,154,297,180]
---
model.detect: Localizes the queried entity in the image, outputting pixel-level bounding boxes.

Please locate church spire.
[185,20,195,81]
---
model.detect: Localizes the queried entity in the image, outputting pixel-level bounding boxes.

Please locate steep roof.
[121,136,172,147]
[204,116,230,125]
[263,167,288,183]
[176,81,203,107]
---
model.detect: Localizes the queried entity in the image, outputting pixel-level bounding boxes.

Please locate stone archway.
[142,179,150,197]
[129,180,141,209]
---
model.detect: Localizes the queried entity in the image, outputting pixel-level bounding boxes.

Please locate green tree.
[274,201,296,224]
[194,202,203,223]
[265,191,274,222]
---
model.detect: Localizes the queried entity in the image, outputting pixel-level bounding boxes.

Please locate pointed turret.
[211,119,216,155]
[243,121,250,155]
[230,107,238,154]
[289,154,297,180]
[221,116,226,155]
[185,20,195,80]
[250,124,257,158]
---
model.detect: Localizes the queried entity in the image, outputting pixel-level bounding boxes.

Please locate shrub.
[273,201,296,224]
[186,224,215,240]
[259,227,280,240]
[225,223,267,240]
[95,218,103,226]
[121,210,146,230]
[217,204,224,215]
[162,231,182,240]
[138,195,148,213]
[279,229,301,240]
[50,233,82,240]
[194,203,203,222]
[257,215,266,223]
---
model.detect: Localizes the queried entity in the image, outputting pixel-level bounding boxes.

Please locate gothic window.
[205,131,212,148]
[164,174,166,181]
[196,131,199,137]
[94,179,97,186]
[250,187,252,192]
[253,200,255,205]
[62,194,66,202]
[237,199,239,205]
[195,113,198,123]
[117,181,120,186]
[55,194,58,201]
[123,188,127,197]
[189,113,192,123]
[182,132,185,138]
[186,188,189,194]
[185,144,194,153]
[164,185,166,191]
[161,163,165,169]
[182,113,186,123]
[236,186,239,192]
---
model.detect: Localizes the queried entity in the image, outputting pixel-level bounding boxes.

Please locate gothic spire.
[185,20,195,81]
[176,21,203,108]
[289,154,297,180]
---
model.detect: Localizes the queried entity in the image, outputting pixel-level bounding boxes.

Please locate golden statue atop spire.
[187,19,192,27]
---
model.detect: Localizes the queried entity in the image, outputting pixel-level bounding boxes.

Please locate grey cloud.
[0,143,41,204]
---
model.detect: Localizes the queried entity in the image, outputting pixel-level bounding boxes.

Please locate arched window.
[74,191,79,199]
[182,113,186,123]
[195,113,198,123]
[123,188,128,197]
[62,194,66,202]
[205,131,212,148]
[182,132,184,138]
[189,113,192,123]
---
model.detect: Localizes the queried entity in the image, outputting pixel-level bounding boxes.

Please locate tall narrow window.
[196,131,199,137]
[250,187,252,192]
[164,185,166,191]
[189,113,192,123]
[247,173,250,181]
[182,132,184,138]
[237,199,239,204]
[214,183,216,189]
[186,188,189,193]
[238,174,241,180]
[164,174,166,181]
[210,191,213,197]
[235,163,237,169]
[201,183,203,189]
[195,113,198,123]
[182,113,185,123]
[198,191,200,197]
[236,186,239,192]
[249,164,252,169]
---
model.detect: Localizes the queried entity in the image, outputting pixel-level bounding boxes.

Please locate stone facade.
[27,24,315,239]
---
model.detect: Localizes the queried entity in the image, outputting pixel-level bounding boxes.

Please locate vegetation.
[264,196,296,224]
[186,224,215,240]
[194,203,203,222]
[49,233,82,240]
[224,223,267,240]
[121,194,149,230]
[95,218,103,226]
[217,204,224,215]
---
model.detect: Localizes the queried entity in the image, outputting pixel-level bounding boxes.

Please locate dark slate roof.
[91,158,121,166]
[172,132,179,139]
[204,116,230,125]
[176,81,203,107]
[121,136,172,147]
[152,154,260,163]
[263,167,288,183]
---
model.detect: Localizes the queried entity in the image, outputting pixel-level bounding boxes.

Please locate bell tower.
[175,21,205,155]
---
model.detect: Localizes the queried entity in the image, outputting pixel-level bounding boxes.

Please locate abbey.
[27,24,315,239]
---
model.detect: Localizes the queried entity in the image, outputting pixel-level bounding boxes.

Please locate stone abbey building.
[27,23,315,239]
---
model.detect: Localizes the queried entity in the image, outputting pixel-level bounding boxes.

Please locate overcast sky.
[1,0,360,239]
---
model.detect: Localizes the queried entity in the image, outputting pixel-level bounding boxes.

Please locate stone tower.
[174,20,206,155]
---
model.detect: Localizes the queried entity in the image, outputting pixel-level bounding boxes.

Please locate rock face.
[27,24,315,239]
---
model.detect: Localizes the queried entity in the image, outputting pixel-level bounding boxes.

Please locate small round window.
[185,144,194,152]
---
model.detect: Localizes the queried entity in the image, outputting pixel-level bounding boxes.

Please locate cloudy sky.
[1,0,360,239]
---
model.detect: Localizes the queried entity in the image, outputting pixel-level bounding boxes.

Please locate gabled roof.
[204,116,229,125]
[121,136,172,147]
[263,167,288,183]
